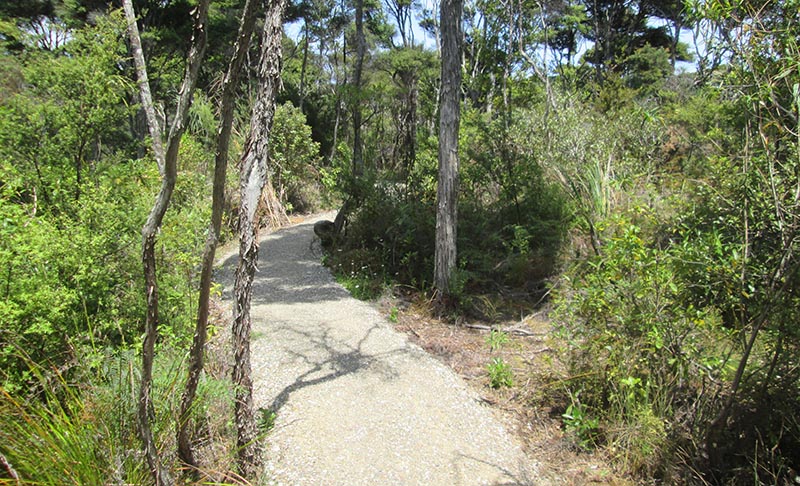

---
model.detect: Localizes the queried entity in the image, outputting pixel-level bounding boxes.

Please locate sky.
[284,2,701,74]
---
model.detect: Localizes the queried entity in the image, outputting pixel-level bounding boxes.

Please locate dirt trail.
[217,213,541,485]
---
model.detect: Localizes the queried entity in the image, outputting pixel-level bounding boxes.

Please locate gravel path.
[217,213,539,485]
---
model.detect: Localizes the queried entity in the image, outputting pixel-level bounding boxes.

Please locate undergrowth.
[0,345,239,485]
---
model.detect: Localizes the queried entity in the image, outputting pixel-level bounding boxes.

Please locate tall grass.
[0,353,148,484]
[0,346,239,485]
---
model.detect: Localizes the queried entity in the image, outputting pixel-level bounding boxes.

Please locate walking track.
[217,213,540,485]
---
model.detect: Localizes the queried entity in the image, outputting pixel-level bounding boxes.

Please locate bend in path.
[218,213,541,486]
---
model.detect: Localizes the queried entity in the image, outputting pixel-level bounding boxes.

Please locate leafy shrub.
[554,212,729,478]
[331,107,569,307]
[562,393,600,450]
[270,102,325,213]
[0,11,211,390]
[487,357,514,389]
[485,329,509,352]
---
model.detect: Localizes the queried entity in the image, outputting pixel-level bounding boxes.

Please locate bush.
[270,102,325,213]
[554,212,730,479]
[331,106,570,307]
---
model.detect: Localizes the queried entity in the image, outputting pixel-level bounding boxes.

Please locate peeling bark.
[177,0,260,472]
[434,0,463,302]
[123,0,209,483]
[231,0,286,477]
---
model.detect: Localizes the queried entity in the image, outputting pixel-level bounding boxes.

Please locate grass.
[0,354,149,485]
[0,334,242,485]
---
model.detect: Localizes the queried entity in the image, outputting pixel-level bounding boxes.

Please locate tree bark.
[299,18,309,113]
[434,0,463,302]
[177,0,260,472]
[232,0,285,478]
[124,1,209,484]
[123,0,166,177]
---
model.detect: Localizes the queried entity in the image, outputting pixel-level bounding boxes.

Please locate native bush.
[270,102,325,213]
[554,210,731,479]
[332,107,570,304]
[0,10,210,391]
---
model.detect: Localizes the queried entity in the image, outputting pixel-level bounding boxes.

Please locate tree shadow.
[265,320,405,414]
[455,453,540,486]
[215,219,350,305]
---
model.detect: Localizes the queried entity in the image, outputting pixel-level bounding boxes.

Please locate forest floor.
[214,212,631,485]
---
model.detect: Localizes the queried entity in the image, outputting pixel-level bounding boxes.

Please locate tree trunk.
[299,18,309,113]
[123,0,166,177]
[232,0,285,478]
[434,0,462,302]
[124,1,209,484]
[333,0,366,235]
[177,0,259,472]
[351,0,366,177]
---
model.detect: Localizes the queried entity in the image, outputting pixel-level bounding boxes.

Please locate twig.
[461,322,543,337]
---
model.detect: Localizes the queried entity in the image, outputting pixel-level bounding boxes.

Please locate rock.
[313,220,336,246]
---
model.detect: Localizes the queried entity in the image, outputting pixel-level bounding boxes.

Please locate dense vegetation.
[1,0,798,484]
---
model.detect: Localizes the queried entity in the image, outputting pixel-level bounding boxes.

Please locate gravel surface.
[217,213,540,485]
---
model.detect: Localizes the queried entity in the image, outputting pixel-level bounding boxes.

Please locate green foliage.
[0,10,211,389]
[554,211,730,477]
[486,357,513,389]
[331,171,437,290]
[562,393,599,450]
[485,329,509,352]
[623,46,673,92]
[258,407,277,433]
[0,10,134,215]
[270,102,325,212]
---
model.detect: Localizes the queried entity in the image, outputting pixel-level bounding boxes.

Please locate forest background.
[0,0,798,484]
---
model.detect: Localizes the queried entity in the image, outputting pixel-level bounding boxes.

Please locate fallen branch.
[460,323,544,337]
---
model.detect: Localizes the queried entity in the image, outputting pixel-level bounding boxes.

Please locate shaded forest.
[1,0,799,484]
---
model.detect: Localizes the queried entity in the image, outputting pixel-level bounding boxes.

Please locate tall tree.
[351,0,366,177]
[231,0,285,477]
[177,0,260,473]
[122,0,210,484]
[433,0,462,302]
[582,0,686,84]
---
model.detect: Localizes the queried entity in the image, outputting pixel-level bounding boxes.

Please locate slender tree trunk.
[124,1,209,484]
[351,0,366,177]
[124,0,166,177]
[299,19,309,113]
[333,0,366,235]
[232,0,285,477]
[434,0,463,302]
[328,96,342,163]
[177,0,260,472]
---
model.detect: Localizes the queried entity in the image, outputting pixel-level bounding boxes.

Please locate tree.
[692,2,800,473]
[231,0,285,476]
[351,0,366,178]
[433,0,462,302]
[177,0,260,473]
[122,0,209,483]
[581,0,690,85]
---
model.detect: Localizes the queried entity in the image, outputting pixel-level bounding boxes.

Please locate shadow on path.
[266,322,404,413]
